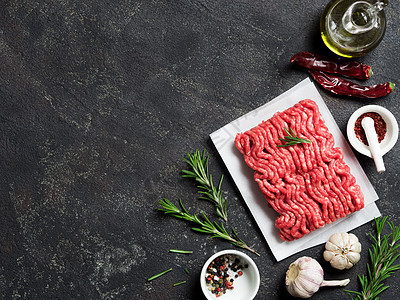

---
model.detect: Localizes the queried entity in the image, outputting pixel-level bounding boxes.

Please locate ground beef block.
[235,99,364,241]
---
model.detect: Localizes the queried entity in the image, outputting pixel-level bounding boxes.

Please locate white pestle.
[361,117,385,172]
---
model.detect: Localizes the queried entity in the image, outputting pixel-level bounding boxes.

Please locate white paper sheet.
[210,78,380,261]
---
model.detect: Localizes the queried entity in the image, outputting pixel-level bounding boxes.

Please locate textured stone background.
[0,0,399,299]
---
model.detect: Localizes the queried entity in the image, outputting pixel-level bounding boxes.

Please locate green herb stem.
[182,150,228,222]
[159,198,259,256]
[169,249,193,254]
[345,217,400,299]
[277,127,311,147]
[173,281,186,287]
[147,268,172,282]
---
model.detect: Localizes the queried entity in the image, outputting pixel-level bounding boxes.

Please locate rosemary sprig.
[182,150,228,222]
[346,217,400,300]
[277,127,311,147]
[159,198,259,256]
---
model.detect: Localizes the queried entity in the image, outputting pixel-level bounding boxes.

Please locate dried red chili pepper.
[291,51,372,80]
[309,70,395,98]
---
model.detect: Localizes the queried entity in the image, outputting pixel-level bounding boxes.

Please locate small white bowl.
[347,105,398,158]
[200,249,260,300]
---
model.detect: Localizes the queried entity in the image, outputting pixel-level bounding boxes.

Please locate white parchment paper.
[210,78,380,261]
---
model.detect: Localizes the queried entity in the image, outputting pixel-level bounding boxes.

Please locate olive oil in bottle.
[320,0,388,57]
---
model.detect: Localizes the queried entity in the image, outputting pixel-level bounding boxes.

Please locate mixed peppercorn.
[205,254,248,297]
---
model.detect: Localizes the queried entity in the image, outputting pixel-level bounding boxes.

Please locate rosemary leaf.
[191,227,209,234]
[173,281,186,287]
[147,268,172,282]
[182,150,228,222]
[158,198,259,256]
[345,217,400,299]
[169,249,193,254]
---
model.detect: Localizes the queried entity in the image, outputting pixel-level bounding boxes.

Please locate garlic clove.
[330,254,348,270]
[341,232,349,247]
[323,251,332,261]
[325,241,340,252]
[348,233,359,244]
[323,250,335,262]
[296,275,321,298]
[329,233,343,247]
[286,281,305,298]
[350,241,362,253]
[346,261,354,269]
[346,252,361,264]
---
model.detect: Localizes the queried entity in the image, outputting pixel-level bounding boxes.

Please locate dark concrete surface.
[1,0,399,299]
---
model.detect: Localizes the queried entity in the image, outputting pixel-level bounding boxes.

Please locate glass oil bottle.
[320,0,388,57]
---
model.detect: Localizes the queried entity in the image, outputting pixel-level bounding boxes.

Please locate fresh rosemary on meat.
[277,127,311,147]
[182,150,228,222]
[159,198,259,256]
[346,217,400,300]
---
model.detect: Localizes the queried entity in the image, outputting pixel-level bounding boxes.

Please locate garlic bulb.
[323,232,361,270]
[285,256,350,298]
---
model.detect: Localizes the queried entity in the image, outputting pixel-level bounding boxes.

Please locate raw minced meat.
[235,99,364,241]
